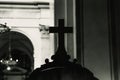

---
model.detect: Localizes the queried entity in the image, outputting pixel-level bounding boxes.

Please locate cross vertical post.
[49,19,73,61]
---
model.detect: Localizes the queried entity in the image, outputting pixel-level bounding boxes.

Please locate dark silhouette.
[27,19,99,80]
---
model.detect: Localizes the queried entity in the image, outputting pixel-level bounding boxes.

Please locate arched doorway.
[0,31,34,73]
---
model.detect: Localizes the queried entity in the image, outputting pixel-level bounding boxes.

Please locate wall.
[0,1,54,69]
[83,0,111,80]
[111,0,120,80]
[55,0,112,80]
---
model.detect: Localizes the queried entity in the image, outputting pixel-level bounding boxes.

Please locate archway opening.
[0,31,34,73]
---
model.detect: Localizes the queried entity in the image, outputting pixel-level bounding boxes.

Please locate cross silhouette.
[49,19,73,61]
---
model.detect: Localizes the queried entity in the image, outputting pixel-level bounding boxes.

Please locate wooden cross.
[49,19,73,56]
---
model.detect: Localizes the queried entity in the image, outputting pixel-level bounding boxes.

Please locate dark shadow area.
[0,31,34,80]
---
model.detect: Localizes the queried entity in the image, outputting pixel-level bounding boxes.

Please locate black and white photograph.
[0,0,118,80]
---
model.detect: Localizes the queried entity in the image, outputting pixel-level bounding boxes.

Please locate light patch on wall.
[0,0,53,2]
[0,0,54,69]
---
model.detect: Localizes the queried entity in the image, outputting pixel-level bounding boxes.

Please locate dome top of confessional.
[28,58,99,80]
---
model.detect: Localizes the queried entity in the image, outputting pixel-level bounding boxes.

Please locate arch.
[11,28,34,44]
[0,31,34,72]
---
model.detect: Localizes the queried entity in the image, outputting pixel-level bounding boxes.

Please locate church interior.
[0,0,119,80]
